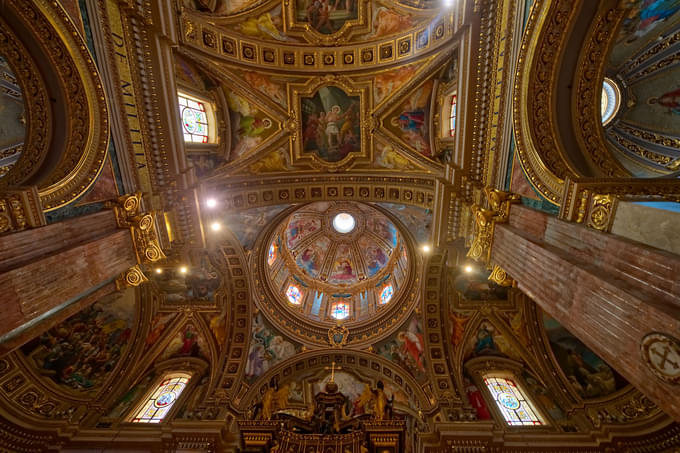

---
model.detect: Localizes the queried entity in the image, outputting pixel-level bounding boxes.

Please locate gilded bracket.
[466,188,520,267]
[488,265,514,287]
[0,186,46,235]
[115,264,149,290]
[108,192,167,264]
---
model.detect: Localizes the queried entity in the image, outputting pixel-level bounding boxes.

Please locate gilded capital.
[466,188,519,267]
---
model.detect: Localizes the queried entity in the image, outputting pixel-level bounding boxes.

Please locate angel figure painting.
[302,86,360,162]
[296,0,358,34]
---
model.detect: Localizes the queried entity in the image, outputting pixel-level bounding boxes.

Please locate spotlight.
[206,198,217,208]
[464,265,473,273]
[422,245,431,253]
[155,268,163,274]
[444,0,453,6]
[179,266,188,274]
[210,221,222,232]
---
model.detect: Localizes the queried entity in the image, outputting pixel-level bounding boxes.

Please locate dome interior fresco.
[602,1,680,176]
[1,0,679,451]
[265,202,409,323]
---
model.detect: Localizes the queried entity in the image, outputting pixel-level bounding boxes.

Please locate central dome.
[264,202,409,324]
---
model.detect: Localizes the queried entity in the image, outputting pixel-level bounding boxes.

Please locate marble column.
[491,204,680,421]
[0,209,137,354]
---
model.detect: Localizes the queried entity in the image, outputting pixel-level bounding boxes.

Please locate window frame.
[127,371,192,424]
[482,374,544,427]
[177,90,218,145]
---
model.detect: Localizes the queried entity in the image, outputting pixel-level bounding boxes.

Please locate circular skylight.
[332,212,356,234]
[601,78,621,126]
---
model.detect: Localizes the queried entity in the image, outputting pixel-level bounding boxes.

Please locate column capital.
[0,186,46,235]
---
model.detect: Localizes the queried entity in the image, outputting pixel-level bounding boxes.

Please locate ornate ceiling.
[0,0,679,451]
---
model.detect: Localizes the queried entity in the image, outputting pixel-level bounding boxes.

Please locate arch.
[0,0,109,211]
[237,349,435,414]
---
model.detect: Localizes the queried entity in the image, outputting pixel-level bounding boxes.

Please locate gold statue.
[275,382,290,411]
[262,386,275,420]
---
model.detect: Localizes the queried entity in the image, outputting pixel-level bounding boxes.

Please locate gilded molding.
[7,0,109,211]
[559,177,680,231]
[0,187,46,235]
[179,8,454,73]
[513,0,579,205]
[571,3,628,177]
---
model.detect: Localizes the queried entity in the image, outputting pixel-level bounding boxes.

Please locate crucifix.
[324,361,342,383]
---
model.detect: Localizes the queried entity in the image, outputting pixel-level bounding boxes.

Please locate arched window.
[448,93,457,137]
[601,78,621,126]
[268,241,278,266]
[130,372,191,423]
[331,300,350,319]
[483,375,542,426]
[379,284,394,305]
[286,284,303,305]
[178,92,216,144]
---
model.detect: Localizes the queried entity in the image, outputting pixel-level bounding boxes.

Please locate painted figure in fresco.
[23,294,133,391]
[397,317,425,372]
[243,73,286,106]
[300,0,357,34]
[474,324,497,355]
[464,378,491,420]
[240,12,287,41]
[146,314,172,346]
[621,0,680,41]
[373,8,413,38]
[366,246,388,276]
[649,87,680,116]
[332,258,355,280]
[302,87,360,162]
[178,325,200,356]
[245,314,297,380]
[449,312,470,347]
[297,247,319,275]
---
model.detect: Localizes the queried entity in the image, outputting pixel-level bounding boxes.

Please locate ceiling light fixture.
[210,221,222,232]
[422,245,431,253]
[155,268,163,274]
[464,265,473,273]
[206,198,217,208]
[179,266,188,274]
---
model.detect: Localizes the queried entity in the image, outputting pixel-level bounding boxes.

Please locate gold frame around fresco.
[289,76,373,170]
[283,0,371,45]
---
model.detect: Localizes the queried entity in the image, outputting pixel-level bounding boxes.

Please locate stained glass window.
[331,301,350,319]
[449,94,457,137]
[178,94,209,143]
[131,374,190,423]
[379,284,394,305]
[484,376,542,426]
[286,284,303,305]
[268,242,278,266]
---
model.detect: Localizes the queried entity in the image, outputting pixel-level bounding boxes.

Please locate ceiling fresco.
[1,0,678,450]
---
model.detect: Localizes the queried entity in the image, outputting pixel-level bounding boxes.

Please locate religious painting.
[286,214,322,249]
[181,0,261,15]
[295,237,330,277]
[225,204,291,250]
[617,0,680,44]
[373,65,416,104]
[375,316,427,382]
[225,89,276,161]
[145,313,177,349]
[245,313,300,382]
[376,202,431,244]
[248,148,292,174]
[542,311,627,399]
[387,79,434,158]
[301,86,360,162]
[367,216,398,247]
[522,371,569,425]
[371,7,413,38]
[358,236,389,277]
[465,321,521,361]
[296,0,358,34]
[150,254,221,303]
[374,143,418,170]
[21,288,136,392]
[159,323,208,360]
[238,6,289,41]
[328,243,358,284]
